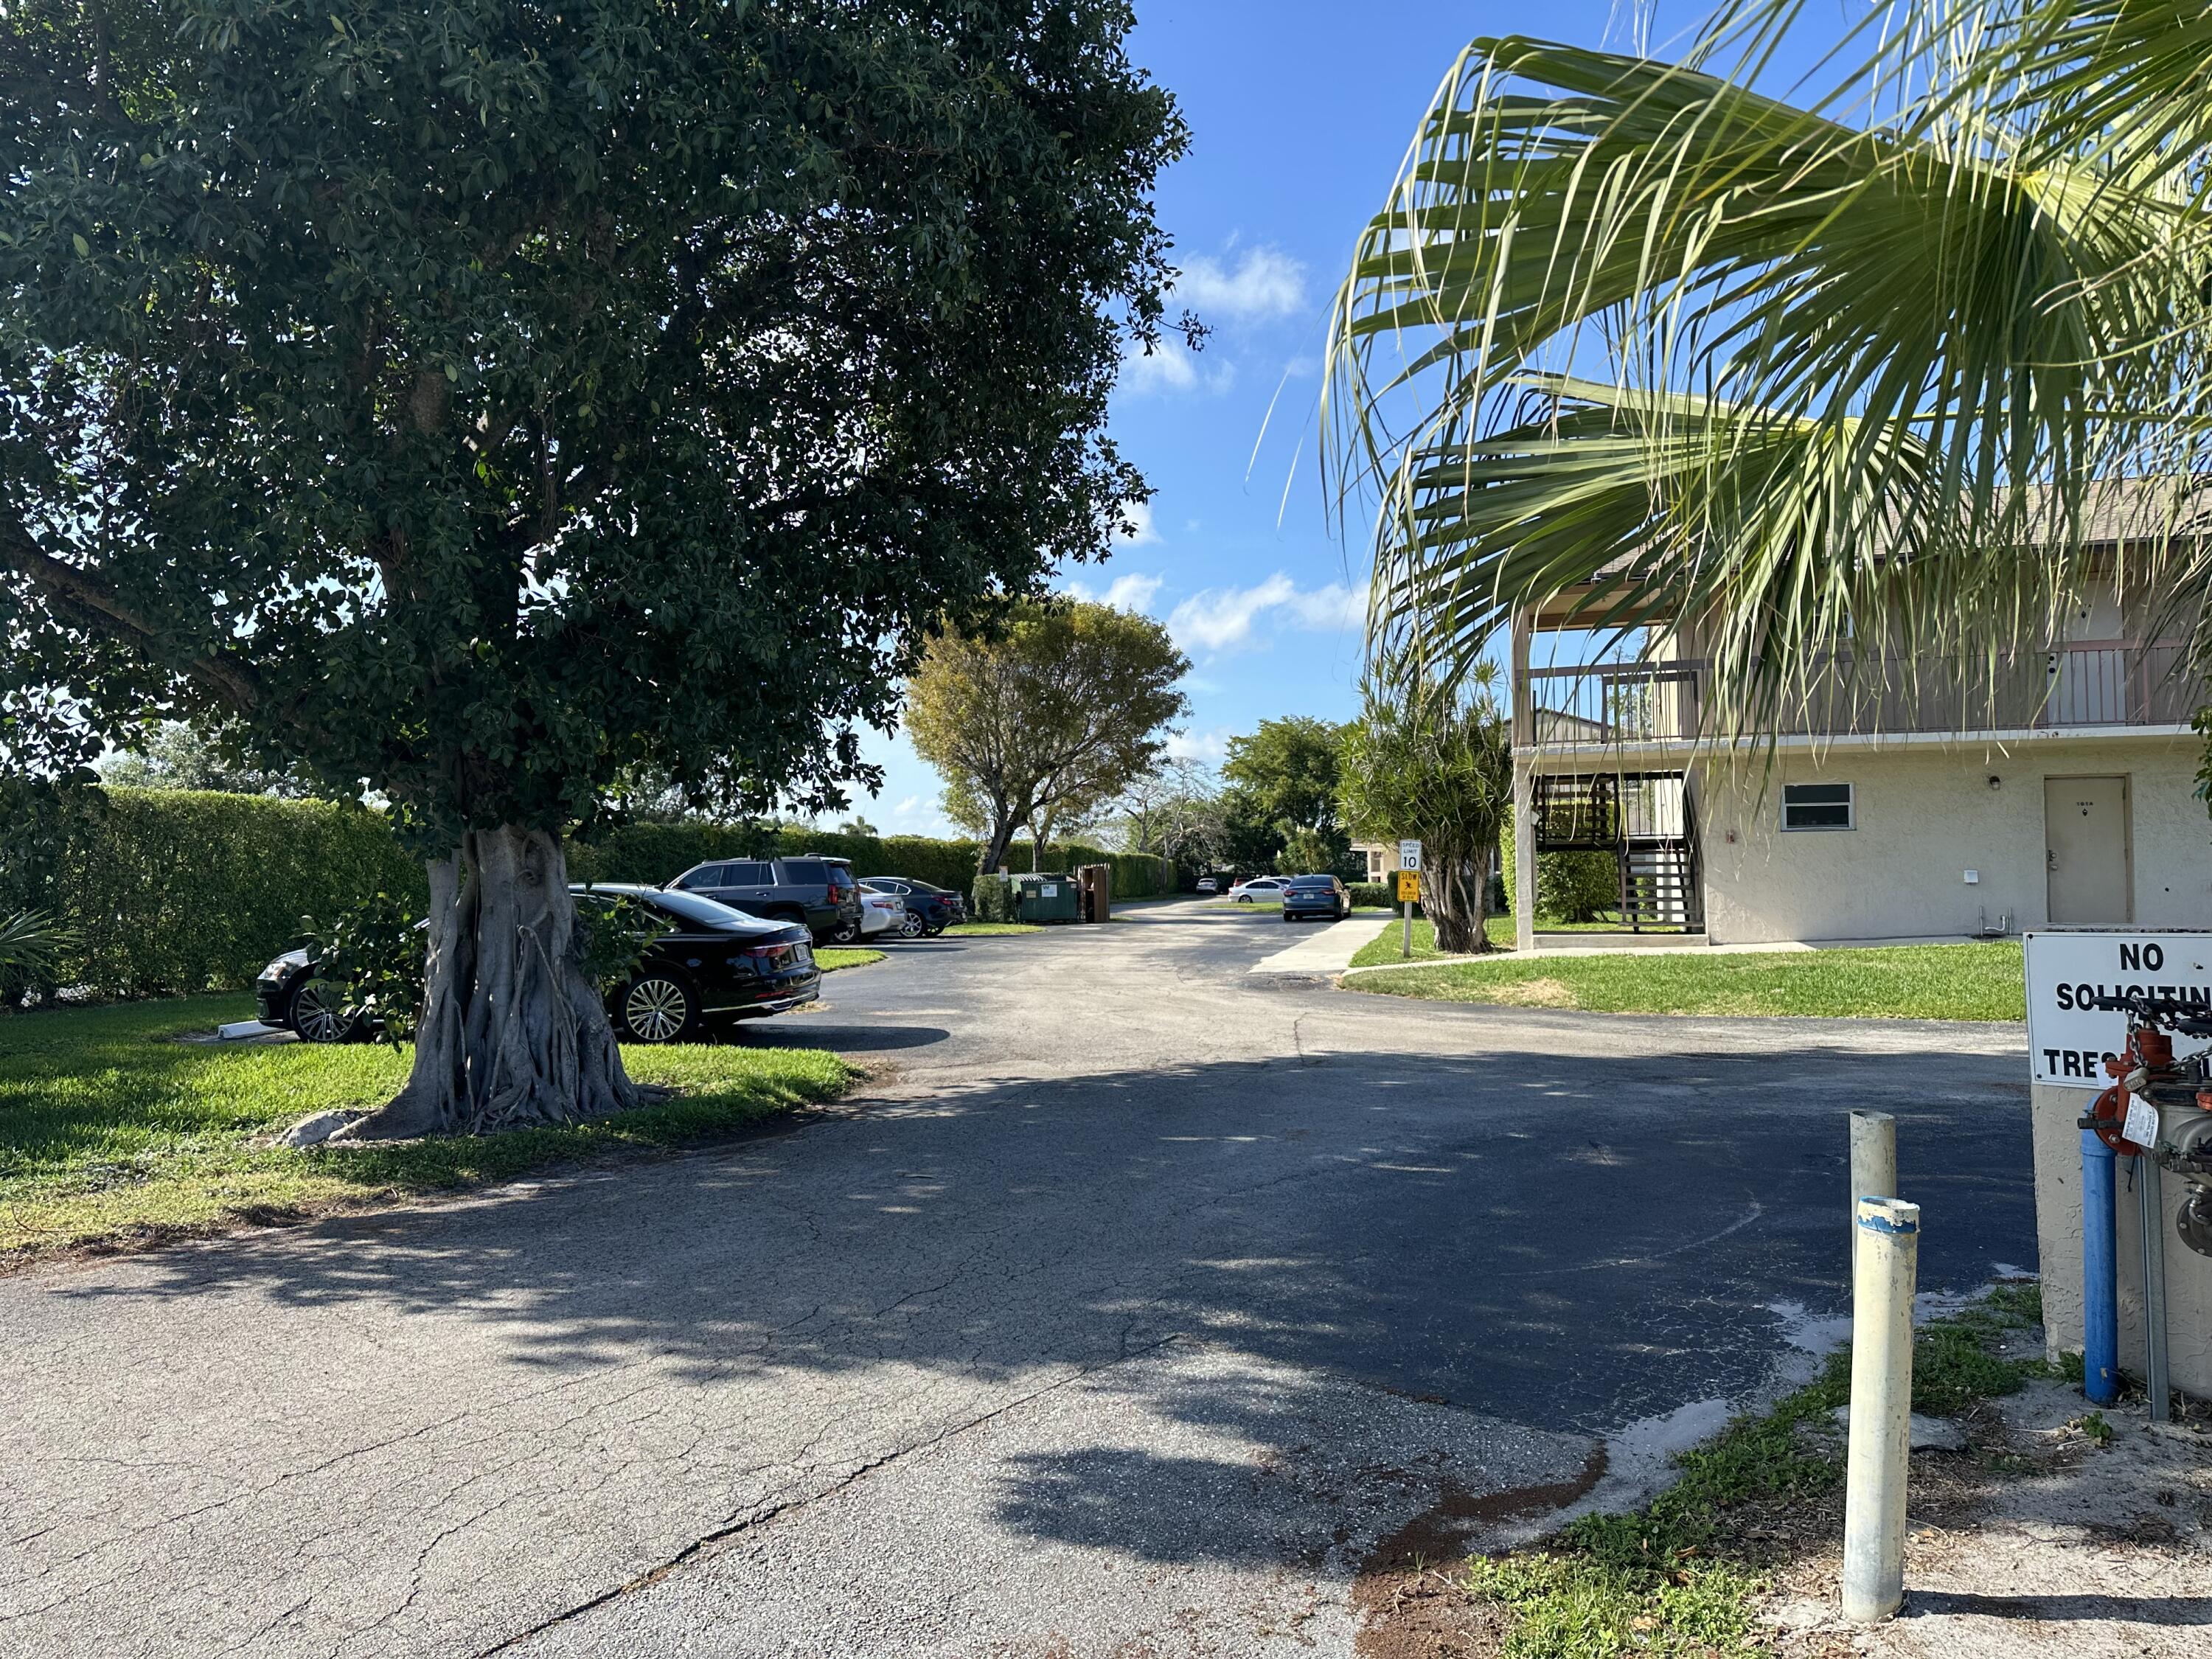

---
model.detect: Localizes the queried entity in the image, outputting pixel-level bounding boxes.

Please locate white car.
[832,888,905,944]
[1194,876,1220,895]
[1227,877,1288,904]
[859,888,904,938]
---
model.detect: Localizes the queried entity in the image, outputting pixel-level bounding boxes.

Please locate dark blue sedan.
[1280,874,1350,922]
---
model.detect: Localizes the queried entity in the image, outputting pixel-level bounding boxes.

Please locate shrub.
[26,787,422,998]
[1499,816,1619,925]
[970,874,1015,922]
[1537,850,1619,923]
[0,909,76,1005]
[301,888,428,1044]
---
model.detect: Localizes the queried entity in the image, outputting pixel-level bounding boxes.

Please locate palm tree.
[1325,27,2212,739]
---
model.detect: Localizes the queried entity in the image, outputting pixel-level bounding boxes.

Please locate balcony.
[1520,642,2200,749]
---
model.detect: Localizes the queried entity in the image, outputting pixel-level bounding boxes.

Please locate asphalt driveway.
[0,902,2035,1656]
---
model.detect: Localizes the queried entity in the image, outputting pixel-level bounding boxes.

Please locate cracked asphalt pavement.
[0,901,2037,1656]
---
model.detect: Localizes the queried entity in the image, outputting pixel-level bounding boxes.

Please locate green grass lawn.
[1347,937,2026,1020]
[942,920,1042,936]
[1349,915,1516,966]
[0,995,855,1265]
[813,947,885,970]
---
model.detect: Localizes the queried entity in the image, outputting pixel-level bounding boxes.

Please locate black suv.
[667,855,863,943]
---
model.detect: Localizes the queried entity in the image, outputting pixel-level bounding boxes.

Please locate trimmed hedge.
[569,824,1173,900]
[33,788,423,998]
[3,786,1180,998]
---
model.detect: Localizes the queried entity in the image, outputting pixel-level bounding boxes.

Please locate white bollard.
[1848,1110,1896,1288]
[1842,1197,1919,1624]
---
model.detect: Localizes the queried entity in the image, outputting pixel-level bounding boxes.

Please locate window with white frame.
[1781,782,1854,831]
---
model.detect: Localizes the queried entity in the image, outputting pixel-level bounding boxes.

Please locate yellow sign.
[1396,869,1421,902]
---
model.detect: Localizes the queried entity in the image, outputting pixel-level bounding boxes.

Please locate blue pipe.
[2081,1127,2119,1405]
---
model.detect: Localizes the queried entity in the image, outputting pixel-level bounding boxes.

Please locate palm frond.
[1329,32,2212,734]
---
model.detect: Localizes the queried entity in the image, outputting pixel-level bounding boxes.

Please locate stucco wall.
[2031,1083,2212,1398]
[1695,737,2212,945]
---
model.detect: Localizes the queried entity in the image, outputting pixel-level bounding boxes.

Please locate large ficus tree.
[0,0,1183,1135]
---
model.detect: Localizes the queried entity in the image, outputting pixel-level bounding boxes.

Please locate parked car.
[254,885,819,1044]
[1227,877,1288,904]
[1279,874,1351,923]
[573,885,821,1040]
[667,855,863,943]
[836,886,903,945]
[860,877,963,936]
[1194,876,1220,895]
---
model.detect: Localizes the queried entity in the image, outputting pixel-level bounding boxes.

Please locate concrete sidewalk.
[1246,913,1391,975]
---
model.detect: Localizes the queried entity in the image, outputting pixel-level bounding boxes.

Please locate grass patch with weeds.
[0,994,854,1265]
[942,920,1042,937]
[813,947,884,970]
[1346,939,2025,1021]
[1465,1284,2048,1656]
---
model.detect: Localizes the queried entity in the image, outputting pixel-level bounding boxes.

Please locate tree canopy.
[0,0,1184,1132]
[908,599,1189,874]
[1,0,1183,842]
[1219,716,1354,874]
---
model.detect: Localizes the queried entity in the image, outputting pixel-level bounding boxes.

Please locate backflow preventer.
[2081,992,2212,1257]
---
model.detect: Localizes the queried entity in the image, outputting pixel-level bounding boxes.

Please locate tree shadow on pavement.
[49,1040,2035,1441]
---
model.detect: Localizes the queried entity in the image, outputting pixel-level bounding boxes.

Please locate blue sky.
[853,1,1706,835]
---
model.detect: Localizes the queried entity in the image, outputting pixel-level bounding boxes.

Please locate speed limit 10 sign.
[1397,839,1422,872]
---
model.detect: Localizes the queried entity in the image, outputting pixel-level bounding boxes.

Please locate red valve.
[2083,1027,2173,1156]
[2084,1079,2152,1156]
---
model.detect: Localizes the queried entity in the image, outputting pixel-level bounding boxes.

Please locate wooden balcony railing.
[1520,643,2199,747]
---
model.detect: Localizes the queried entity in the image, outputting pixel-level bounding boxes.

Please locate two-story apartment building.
[1508,573,2212,951]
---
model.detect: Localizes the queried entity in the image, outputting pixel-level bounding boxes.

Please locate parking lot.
[0,899,2037,1656]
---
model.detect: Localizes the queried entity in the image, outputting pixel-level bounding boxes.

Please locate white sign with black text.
[1398,839,1422,872]
[2022,928,2212,1089]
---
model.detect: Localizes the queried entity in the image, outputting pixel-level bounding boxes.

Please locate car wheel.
[828,918,863,945]
[288,977,357,1043]
[620,975,697,1043]
[897,912,926,940]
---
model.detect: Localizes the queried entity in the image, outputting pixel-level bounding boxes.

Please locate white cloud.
[1116,500,1161,546]
[1167,574,1368,654]
[1116,246,1304,399]
[1064,568,1165,613]
[1166,727,1232,762]
[1119,336,1234,396]
[880,791,956,837]
[1175,247,1307,321]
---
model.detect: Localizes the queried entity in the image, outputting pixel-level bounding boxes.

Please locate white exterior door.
[2044,776,2132,925]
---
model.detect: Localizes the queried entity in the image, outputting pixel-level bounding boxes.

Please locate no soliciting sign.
[2023,929,2212,1089]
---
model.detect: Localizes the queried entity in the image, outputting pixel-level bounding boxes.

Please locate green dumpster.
[1014,872,1082,923]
